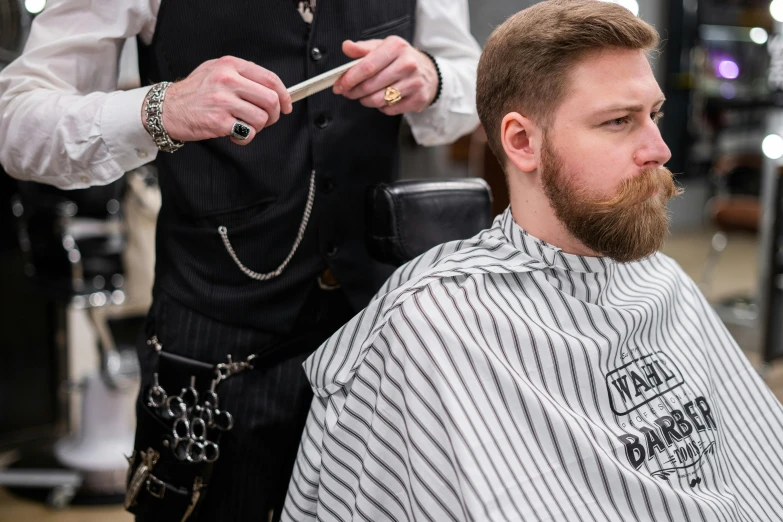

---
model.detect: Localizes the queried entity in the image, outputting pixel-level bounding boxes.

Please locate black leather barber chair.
[366,178,494,267]
[12,179,126,300]
[11,178,141,383]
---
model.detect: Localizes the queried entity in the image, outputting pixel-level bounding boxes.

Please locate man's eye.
[652,111,664,124]
[605,117,629,127]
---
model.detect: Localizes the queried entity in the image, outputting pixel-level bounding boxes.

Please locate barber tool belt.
[125,336,255,521]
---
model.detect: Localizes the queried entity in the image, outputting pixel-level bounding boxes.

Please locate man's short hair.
[476,0,660,166]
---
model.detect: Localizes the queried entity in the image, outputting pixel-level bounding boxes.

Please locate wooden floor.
[0,227,780,522]
[0,487,132,522]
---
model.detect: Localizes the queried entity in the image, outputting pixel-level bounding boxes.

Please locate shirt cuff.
[100,86,158,173]
[405,57,478,147]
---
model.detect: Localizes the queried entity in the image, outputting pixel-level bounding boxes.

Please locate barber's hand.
[145,56,293,146]
[332,37,438,116]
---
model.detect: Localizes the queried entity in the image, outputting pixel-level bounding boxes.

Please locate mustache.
[591,166,683,211]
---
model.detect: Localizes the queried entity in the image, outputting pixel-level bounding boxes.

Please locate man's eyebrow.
[594,97,666,115]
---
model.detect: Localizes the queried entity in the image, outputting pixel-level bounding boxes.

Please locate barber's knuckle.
[258,112,270,128]
[256,68,273,85]
[217,55,237,67]
[359,62,377,78]
[401,59,418,75]
[213,71,236,88]
[262,102,276,117]
[263,71,284,91]
[261,89,279,107]
[386,35,403,47]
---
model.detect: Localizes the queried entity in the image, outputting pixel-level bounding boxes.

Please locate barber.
[0,1,480,520]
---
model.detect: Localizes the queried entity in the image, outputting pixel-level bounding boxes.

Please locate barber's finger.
[359,77,424,115]
[341,56,408,100]
[233,100,270,131]
[232,57,293,115]
[341,39,383,59]
[229,124,256,146]
[227,102,269,146]
[334,38,397,94]
[234,76,281,126]
[378,98,421,117]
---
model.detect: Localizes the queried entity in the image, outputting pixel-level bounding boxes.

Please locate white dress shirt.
[283,207,783,522]
[0,0,480,189]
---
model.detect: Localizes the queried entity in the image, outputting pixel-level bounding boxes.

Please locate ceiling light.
[750,27,768,45]
[772,0,783,23]
[24,0,46,14]
[598,0,639,17]
[763,134,783,160]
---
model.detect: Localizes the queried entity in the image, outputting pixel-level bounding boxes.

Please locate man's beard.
[540,139,683,263]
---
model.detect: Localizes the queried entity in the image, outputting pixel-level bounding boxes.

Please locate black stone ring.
[230,120,252,140]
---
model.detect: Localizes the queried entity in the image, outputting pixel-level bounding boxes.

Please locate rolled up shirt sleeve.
[405,0,481,147]
[0,0,158,189]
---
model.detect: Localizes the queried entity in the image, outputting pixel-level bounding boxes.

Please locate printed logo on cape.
[605,350,718,485]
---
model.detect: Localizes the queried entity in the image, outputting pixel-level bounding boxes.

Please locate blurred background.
[3,0,783,519]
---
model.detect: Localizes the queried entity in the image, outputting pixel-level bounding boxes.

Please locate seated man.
[282,1,783,520]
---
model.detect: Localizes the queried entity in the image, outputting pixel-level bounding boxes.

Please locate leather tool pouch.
[125,350,220,522]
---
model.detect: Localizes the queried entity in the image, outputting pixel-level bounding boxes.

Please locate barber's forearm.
[0,0,159,188]
[0,86,156,189]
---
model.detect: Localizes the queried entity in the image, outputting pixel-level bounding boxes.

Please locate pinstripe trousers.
[134,284,355,522]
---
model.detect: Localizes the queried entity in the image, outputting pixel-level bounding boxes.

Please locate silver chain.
[218,170,316,281]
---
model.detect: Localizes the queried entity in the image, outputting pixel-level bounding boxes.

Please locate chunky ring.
[230,120,252,140]
[384,86,403,107]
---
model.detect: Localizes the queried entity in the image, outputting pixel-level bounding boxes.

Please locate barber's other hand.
[333,37,438,116]
[146,56,293,146]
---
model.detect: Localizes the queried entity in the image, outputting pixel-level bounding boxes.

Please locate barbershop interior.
[3,0,783,520]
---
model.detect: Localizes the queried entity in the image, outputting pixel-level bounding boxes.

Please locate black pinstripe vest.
[138,0,416,332]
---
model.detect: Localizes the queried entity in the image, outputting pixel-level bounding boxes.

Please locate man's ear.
[500,112,539,173]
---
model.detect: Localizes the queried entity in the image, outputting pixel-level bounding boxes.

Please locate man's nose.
[634,124,672,168]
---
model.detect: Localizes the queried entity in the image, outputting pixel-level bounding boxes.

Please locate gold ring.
[384,86,403,107]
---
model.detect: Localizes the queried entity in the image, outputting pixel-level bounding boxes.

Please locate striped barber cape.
[282,207,783,522]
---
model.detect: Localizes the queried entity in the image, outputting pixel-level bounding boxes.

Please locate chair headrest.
[365,178,494,266]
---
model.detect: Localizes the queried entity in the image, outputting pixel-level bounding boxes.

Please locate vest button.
[315,115,329,129]
[326,242,339,256]
[310,47,323,61]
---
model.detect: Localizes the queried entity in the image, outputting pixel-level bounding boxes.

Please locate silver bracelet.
[144,82,184,153]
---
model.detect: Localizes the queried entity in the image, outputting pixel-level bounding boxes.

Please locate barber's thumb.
[342,39,377,58]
